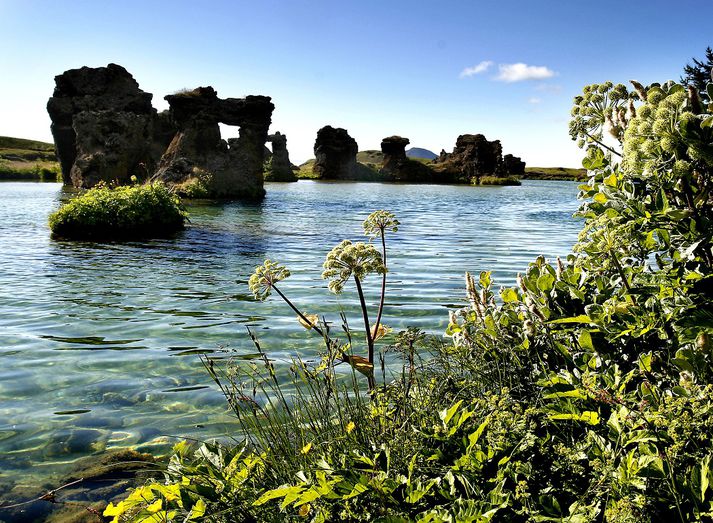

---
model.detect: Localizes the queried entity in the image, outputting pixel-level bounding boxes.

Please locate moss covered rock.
[48,183,187,240]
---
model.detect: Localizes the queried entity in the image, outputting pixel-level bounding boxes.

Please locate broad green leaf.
[501,287,519,303]
[578,330,594,351]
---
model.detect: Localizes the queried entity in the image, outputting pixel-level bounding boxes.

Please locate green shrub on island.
[49,182,187,240]
[108,74,712,522]
[477,175,522,186]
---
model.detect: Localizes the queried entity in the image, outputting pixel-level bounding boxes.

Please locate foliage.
[174,169,212,198]
[477,175,521,186]
[681,46,713,102]
[0,160,61,182]
[110,72,713,521]
[49,182,187,240]
[524,167,587,181]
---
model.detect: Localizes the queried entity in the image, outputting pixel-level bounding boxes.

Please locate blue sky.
[1,0,711,167]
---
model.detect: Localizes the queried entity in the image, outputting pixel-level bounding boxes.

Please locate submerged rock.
[313,126,358,179]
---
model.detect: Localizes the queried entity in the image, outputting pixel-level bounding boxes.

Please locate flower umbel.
[363,210,400,238]
[249,260,291,301]
[322,240,385,293]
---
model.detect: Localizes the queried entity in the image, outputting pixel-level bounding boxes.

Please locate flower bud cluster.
[322,240,386,293]
[249,259,291,301]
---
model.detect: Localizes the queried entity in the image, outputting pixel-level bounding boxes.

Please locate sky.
[0,0,711,167]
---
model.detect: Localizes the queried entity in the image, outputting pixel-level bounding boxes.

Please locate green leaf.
[440,400,463,426]
[479,271,491,289]
[548,411,600,425]
[501,287,519,303]
[253,485,303,506]
[593,192,608,204]
[549,315,593,325]
[537,273,555,292]
[578,330,594,351]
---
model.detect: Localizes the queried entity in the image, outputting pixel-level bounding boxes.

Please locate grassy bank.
[0,135,61,182]
[523,166,587,180]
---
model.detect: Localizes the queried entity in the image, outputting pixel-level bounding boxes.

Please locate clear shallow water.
[0,180,582,486]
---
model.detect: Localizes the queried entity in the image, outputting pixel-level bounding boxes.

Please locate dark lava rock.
[265,132,297,182]
[153,87,274,199]
[433,133,524,182]
[501,153,526,175]
[380,136,434,182]
[46,64,164,188]
[313,126,358,179]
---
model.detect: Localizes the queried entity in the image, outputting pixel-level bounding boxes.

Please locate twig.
[0,478,84,510]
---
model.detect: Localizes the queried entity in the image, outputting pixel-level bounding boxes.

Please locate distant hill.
[356,150,384,165]
[406,147,437,160]
[0,136,55,152]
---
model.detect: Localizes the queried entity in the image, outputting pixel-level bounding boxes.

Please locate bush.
[477,175,522,186]
[49,182,187,240]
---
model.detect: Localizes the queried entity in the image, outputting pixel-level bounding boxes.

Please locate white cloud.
[528,97,542,104]
[495,63,556,83]
[459,61,493,78]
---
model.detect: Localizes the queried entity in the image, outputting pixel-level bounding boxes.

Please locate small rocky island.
[301,127,525,185]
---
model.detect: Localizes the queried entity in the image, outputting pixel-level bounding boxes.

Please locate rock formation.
[380,136,434,182]
[313,126,358,179]
[47,63,162,187]
[433,134,525,181]
[501,154,526,175]
[153,87,274,199]
[264,132,297,182]
[47,65,273,199]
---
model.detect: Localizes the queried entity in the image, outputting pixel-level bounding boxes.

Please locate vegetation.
[524,166,588,181]
[0,135,61,182]
[49,182,187,240]
[477,175,521,186]
[681,46,713,102]
[106,67,712,521]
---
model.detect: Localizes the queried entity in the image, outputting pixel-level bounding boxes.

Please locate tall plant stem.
[354,275,374,364]
[272,284,326,338]
[373,231,387,333]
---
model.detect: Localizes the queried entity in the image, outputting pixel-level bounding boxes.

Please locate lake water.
[0,179,582,490]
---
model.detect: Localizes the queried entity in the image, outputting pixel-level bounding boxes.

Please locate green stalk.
[272,283,326,338]
[354,275,375,365]
[373,230,387,335]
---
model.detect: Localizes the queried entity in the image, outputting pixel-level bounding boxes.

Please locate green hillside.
[0,136,60,181]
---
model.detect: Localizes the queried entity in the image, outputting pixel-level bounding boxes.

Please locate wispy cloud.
[528,97,542,104]
[535,83,562,93]
[496,63,556,82]
[459,60,493,78]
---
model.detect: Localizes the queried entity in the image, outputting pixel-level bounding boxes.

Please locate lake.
[0,179,582,489]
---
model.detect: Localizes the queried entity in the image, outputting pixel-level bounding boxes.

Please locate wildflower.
[248,260,290,301]
[301,442,312,455]
[345,421,355,434]
[363,210,399,238]
[322,240,385,293]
